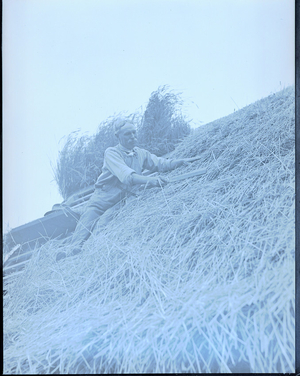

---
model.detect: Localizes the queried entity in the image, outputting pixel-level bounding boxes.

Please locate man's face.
[118,123,137,149]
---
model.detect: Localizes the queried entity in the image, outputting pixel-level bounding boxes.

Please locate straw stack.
[4,87,294,373]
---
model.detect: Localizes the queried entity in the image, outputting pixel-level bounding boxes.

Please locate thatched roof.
[3,87,295,373]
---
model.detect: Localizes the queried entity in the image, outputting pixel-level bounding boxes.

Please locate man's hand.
[131,172,170,188]
[171,156,202,169]
[146,176,170,188]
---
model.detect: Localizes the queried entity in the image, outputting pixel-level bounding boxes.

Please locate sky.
[3,0,294,231]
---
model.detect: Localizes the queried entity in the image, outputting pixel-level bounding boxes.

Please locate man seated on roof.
[56,117,198,261]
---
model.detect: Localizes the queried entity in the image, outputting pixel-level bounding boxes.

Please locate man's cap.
[114,117,134,136]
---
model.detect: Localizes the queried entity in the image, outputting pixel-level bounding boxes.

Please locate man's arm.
[104,148,169,187]
[143,149,202,173]
[131,173,169,188]
[134,155,202,187]
[169,156,202,169]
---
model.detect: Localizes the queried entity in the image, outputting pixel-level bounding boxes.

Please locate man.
[56,118,198,261]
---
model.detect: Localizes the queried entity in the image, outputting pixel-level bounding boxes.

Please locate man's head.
[114,118,137,150]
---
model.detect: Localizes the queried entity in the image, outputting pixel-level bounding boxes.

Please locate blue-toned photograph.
[3,0,295,373]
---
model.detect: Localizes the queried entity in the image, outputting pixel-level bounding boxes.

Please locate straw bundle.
[138,85,191,156]
[54,117,121,200]
[4,87,294,373]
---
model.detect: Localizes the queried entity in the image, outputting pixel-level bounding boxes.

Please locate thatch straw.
[138,85,191,156]
[4,87,294,373]
[53,116,122,200]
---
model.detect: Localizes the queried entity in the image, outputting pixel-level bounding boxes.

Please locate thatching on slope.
[3,87,295,373]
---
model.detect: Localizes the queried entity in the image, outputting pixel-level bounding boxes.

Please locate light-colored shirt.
[95,144,173,190]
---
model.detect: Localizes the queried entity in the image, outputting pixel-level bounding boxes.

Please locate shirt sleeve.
[142,150,173,172]
[103,148,136,184]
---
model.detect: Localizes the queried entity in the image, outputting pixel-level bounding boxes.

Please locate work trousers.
[71,185,126,247]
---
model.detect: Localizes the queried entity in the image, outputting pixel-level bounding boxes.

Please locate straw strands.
[3,87,295,373]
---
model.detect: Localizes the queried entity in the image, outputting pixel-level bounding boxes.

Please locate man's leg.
[70,206,102,247]
[56,207,100,261]
[92,199,125,232]
[56,186,126,261]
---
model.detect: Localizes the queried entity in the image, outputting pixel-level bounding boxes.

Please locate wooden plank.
[3,244,22,264]
[4,259,31,273]
[4,249,34,268]
[3,270,25,281]
[5,209,80,252]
